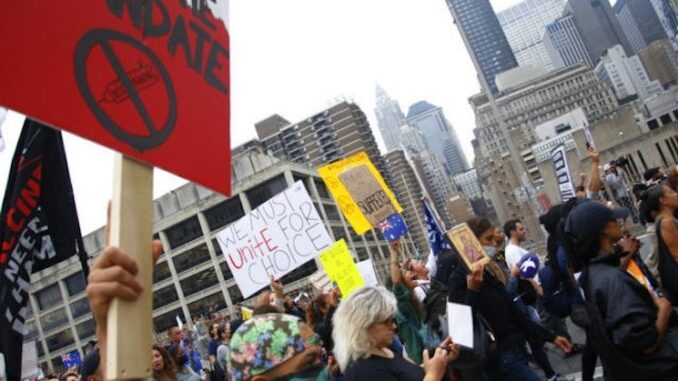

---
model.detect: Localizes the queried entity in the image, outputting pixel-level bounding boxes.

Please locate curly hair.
[332,286,397,371]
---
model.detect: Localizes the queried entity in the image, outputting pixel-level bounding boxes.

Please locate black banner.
[0,119,83,381]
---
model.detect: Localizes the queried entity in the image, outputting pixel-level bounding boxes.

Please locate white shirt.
[505,243,529,270]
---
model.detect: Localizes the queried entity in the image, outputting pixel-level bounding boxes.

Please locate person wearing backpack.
[564,201,678,380]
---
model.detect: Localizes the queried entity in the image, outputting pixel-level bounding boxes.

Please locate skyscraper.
[544,14,594,68]
[563,0,634,63]
[445,0,519,94]
[650,0,678,42]
[374,85,406,152]
[405,101,468,176]
[497,0,567,71]
[614,0,669,53]
[595,45,663,101]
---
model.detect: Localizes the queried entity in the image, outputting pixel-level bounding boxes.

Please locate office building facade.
[445,0,519,94]
[638,38,678,88]
[544,14,594,69]
[595,44,663,101]
[614,0,669,53]
[497,0,567,71]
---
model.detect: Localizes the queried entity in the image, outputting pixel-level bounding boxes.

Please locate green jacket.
[392,284,424,364]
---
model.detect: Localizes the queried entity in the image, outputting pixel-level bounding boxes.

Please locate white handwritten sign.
[215,181,333,298]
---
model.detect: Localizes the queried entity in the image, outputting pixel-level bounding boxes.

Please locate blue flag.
[378,213,408,242]
[423,200,451,256]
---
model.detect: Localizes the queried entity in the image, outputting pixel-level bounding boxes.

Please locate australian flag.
[61,351,83,369]
[423,199,451,256]
[378,213,408,242]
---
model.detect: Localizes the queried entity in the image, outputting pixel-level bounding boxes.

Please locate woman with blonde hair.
[333,286,459,381]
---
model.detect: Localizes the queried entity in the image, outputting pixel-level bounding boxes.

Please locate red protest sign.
[0,1,231,195]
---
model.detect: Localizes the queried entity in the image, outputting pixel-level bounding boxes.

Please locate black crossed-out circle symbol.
[74,29,177,151]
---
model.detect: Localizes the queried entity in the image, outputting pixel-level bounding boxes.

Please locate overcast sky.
[0,0,525,235]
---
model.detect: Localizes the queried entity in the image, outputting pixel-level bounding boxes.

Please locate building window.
[64,272,86,297]
[203,196,245,231]
[246,175,287,209]
[35,284,62,311]
[228,285,244,304]
[165,216,203,249]
[153,261,172,284]
[46,329,75,352]
[154,309,186,334]
[40,307,69,333]
[173,243,212,274]
[76,319,96,341]
[187,291,226,318]
[219,260,233,281]
[314,180,330,199]
[655,143,669,167]
[153,285,179,309]
[636,150,648,170]
[25,320,39,341]
[180,268,219,297]
[280,261,318,285]
[70,298,91,320]
[323,204,341,221]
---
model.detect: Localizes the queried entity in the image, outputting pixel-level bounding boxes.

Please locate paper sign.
[241,307,253,321]
[357,259,379,287]
[216,181,333,298]
[339,164,396,226]
[318,240,365,297]
[309,271,334,293]
[447,302,474,349]
[0,1,231,195]
[318,152,402,235]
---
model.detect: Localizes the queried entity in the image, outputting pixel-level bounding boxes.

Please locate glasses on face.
[377,315,396,326]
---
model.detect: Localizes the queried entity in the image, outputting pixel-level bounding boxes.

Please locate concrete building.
[445,192,475,225]
[383,150,430,255]
[400,125,457,229]
[563,0,634,63]
[544,14,594,69]
[405,101,468,176]
[24,152,397,375]
[595,45,663,102]
[614,0,669,53]
[534,107,588,141]
[650,0,678,43]
[496,0,567,71]
[445,0,519,95]
[496,65,549,93]
[638,38,678,88]
[536,105,678,204]
[470,63,618,232]
[255,101,385,176]
[452,169,483,201]
[374,85,406,152]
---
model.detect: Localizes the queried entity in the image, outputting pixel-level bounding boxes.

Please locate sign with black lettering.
[215,182,333,298]
[0,1,231,195]
[551,144,575,201]
[338,164,397,227]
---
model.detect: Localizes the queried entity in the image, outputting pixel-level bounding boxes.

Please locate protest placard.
[318,240,365,297]
[357,259,379,287]
[309,271,334,293]
[216,181,333,298]
[447,223,490,271]
[338,164,396,226]
[318,152,402,235]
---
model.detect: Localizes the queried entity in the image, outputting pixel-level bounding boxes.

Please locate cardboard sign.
[309,271,334,293]
[318,152,402,235]
[215,181,332,298]
[0,1,231,195]
[357,259,379,287]
[447,223,489,270]
[318,240,365,297]
[339,164,397,226]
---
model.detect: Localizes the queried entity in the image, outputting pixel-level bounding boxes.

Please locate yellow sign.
[318,239,365,297]
[318,151,402,235]
[241,307,253,321]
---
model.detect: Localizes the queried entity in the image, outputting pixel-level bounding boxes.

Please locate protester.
[213,323,231,381]
[152,345,177,381]
[168,344,201,381]
[564,201,678,379]
[306,291,339,353]
[332,286,459,381]
[448,218,572,381]
[228,313,338,381]
[403,257,431,303]
[60,372,79,381]
[644,183,678,303]
[604,162,637,220]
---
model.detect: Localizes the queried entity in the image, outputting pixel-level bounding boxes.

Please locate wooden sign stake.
[106,154,154,380]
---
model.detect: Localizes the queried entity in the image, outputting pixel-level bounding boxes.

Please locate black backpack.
[422,279,449,337]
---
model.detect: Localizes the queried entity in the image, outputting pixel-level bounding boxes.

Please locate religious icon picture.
[447,223,490,270]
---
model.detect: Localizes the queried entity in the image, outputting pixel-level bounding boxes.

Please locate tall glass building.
[445,0,519,94]
[496,0,567,71]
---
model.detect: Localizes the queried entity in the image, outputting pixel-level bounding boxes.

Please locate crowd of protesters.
[61,153,677,381]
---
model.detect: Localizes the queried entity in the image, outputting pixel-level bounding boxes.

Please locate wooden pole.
[106,154,154,380]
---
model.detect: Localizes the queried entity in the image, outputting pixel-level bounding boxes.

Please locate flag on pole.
[0,119,83,381]
[423,199,451,256]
